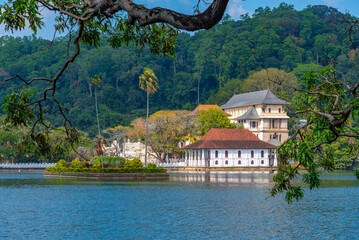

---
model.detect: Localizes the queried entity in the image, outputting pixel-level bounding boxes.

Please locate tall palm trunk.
[145,91,149,167]
[94,86,103,168]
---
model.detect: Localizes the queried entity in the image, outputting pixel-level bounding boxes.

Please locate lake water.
[0,171,358,239]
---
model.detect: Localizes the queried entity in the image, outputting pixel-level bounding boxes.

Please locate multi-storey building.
[220,90,289,143]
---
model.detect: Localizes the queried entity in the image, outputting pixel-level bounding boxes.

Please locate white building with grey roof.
[220,90,290,144]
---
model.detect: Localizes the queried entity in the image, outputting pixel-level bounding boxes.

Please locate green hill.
[0,3,358,136]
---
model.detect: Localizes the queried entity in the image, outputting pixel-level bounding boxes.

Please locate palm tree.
[139,68,159,167]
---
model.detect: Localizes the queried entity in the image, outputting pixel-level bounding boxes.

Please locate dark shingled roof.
[220,90,289,109]
[266,139,282,146]
[183,129,276,150]
[234,106,260,120]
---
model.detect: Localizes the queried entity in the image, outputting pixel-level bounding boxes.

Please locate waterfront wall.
[44,171,170,179]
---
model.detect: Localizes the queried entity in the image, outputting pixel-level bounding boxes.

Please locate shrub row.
[47,158,166,174]
[91,156,126,167]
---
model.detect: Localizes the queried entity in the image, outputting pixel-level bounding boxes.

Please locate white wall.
[186,149,276,167]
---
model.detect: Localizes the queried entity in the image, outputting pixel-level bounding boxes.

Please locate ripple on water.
[0,172,358,239]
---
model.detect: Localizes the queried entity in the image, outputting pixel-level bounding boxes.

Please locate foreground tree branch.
[0,0,229,161]
[269,65,359,203]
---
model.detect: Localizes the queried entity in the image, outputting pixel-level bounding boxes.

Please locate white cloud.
[322,0,344,6]
[227,0,248,20]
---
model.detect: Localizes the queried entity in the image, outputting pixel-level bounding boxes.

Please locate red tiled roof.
[183,129,276,149]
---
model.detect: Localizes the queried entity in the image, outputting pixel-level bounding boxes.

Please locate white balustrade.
[0,163,56,168]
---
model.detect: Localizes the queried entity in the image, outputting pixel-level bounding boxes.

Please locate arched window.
[268,108,271,113]
[278,108,281,113]
[238,150,241,158]
[251,160,254,165]
[261,150,264,158]
[251,151,254,158]
[238,160,241,165]
[225,150,228,158]
[215,160,218,165]
[261,160,264,164]
[225,160,228,165]
[215,150,218,158]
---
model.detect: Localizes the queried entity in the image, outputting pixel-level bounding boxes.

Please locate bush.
[147,163,156,169]
[83,160,90,168]
[92,161,101,169]
[124,158,143,168]
[91,156,126,167]
[71,159,83,169]
[55,159,66,168]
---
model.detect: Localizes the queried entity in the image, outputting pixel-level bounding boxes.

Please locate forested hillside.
[1,3,358,136]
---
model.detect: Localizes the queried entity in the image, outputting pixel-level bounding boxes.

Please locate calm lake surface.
[0,171,358,239]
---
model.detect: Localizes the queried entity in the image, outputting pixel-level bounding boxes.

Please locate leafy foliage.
[270,66,359,203]
[55,159,66,167]
[124,158,143,168]
[2,88,34,126]
[70,159,83,169]
[91,156,126,168]
[196,109,236,136]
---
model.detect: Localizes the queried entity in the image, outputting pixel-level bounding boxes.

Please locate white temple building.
[183,129,277,167]
[220,89,290,144]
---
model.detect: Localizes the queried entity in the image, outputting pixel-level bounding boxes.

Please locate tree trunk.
[94,86,102,168]
[197,78,200,105]
[145,91,149,167]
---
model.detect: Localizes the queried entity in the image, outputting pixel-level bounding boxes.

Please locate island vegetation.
[45,157,167,180]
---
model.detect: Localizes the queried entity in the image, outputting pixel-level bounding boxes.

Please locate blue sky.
[1,0,359,39]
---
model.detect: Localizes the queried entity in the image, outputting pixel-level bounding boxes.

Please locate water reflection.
[170,171,273,184]
[0,172,358,239]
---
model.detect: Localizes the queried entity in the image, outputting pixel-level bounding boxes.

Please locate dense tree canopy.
[1,5,358,135]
